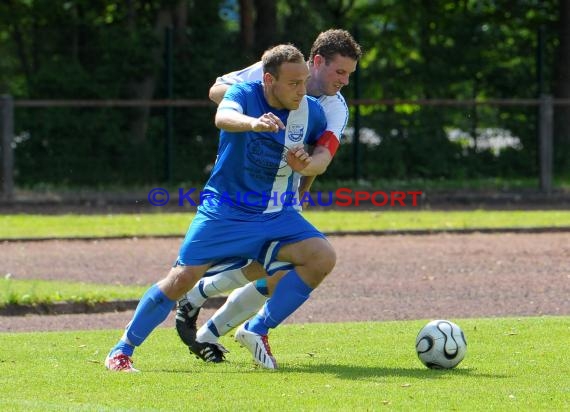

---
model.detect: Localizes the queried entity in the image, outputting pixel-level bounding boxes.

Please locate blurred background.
[0,0,569,204]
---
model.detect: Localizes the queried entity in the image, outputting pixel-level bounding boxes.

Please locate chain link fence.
[1,95,568,200]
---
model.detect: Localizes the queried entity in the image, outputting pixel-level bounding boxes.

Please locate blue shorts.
[177,198,325,266]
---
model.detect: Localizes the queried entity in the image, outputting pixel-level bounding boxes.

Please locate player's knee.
[322,247,337,273]
[162,266,202,299]
[242,261,267,281]
[308,245,336,276]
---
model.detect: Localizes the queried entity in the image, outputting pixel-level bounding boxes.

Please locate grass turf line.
[0,278,149,307]
[1,210,570,239]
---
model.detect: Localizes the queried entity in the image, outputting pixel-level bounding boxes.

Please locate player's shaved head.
[262,44,305,80]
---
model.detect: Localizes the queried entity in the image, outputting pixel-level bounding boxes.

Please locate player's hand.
[251,113,285,132]
[286,145,312,172]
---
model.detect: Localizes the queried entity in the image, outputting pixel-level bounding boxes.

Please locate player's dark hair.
[308,29,363,65]
[262,44,305,79]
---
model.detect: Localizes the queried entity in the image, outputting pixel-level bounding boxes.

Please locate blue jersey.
[203,81,327,214]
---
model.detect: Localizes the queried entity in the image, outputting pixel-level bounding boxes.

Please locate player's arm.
[209,62,264,104]
[298,175,316,198]
[288,126,340,176]
[298,175,317,210]
[296,97,346,204]
[288,145,332,176]
[209,84,230,104]
[215,109,285,133]
[298,144,317,195]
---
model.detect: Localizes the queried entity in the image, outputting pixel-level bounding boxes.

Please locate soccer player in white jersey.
[175,29,362,364]
[105,44,337,372]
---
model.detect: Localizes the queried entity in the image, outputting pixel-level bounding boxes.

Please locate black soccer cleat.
[175,298,201,346]
[188,340,229,363]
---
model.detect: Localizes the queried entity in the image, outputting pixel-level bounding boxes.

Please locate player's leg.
[195,280,268,344]
[107,207,259,371]
[175,260,267,351]
[189,259,263,304]
[175,259,251,344]
[242,236,335,335]
[194,272,285,344]
[105,263,208,372]
[172,211,269,362]
[236,234,336,369]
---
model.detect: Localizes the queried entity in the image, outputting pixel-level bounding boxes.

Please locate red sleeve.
[315,130,340,157]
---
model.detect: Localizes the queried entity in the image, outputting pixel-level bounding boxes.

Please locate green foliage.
[5,0,241,185]
[2,0,566,186]
[0,318,568,411]
[338,0,561,181]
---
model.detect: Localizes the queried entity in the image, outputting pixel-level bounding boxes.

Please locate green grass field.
[1,210,570,239]
[2,210,570,307]
[1,318,568,411]
[1,211,569,411]
[0,278,149,307]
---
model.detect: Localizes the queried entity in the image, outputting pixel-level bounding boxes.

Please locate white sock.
[196,282,267,343]
[185,268,249,308]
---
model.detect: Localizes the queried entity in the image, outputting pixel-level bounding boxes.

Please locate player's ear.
[263,72,274,86]
[313,54,325,68]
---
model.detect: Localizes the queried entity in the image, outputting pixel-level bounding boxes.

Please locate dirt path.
[1,232,569,332]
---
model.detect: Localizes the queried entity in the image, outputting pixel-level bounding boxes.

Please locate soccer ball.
[415,320,467,369]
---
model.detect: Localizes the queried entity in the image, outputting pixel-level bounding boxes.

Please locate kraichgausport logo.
[147,188,423,208]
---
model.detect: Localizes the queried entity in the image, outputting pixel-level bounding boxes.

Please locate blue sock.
[111,339,135,357]
[111,284,175,355]
[247,270,312,335]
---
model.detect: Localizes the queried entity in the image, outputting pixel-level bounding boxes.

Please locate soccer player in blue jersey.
[105,44,337,371]
[175,29,362,363]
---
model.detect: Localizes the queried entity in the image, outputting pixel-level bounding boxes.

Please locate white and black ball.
[415,319,467,369]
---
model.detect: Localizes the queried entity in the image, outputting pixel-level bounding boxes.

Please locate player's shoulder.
[318,92,348,116]
[305,95,326,114]
[215,61,263,85]
[221,81,263,110]
[319,92,348,107]
[234,80,262,90]
[245,61,263,76]
[305,94,321,106]
[237,61,263,79]
[227,80,263,96]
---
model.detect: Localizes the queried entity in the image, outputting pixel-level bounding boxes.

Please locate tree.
[239,0,255,59]
[236,0,278,59]
[1,0,566,186]
[123,0,189,144]
[253,0,277,56]
[554,0,570,172]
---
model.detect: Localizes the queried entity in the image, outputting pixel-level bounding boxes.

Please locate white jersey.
[214,61,349,144]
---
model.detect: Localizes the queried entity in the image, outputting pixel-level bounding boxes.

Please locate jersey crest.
[288,124,305,142]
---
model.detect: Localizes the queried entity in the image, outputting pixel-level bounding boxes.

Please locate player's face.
[265,62,309,110]
[309,54,357,97]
